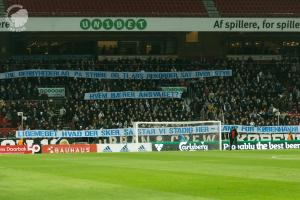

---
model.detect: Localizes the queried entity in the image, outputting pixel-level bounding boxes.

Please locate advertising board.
[222,141,300,150]
[0,145,32,154]
[97,143,152,153]
[41,144,97,154]
[152,142,217,151]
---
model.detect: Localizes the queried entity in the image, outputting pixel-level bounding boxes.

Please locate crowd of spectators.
[0,58,209,72]
[1,57,300,137]
[190,58,300,126]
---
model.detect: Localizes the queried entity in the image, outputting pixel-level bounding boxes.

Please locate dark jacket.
[228,128,238,139]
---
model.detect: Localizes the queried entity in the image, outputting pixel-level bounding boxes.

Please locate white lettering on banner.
[42,144,97,154]
[0,146,26,152]
[223,142,300,150]
[27,145,41,154]
[285,142,300,149]
[84,91,182,100]
[179,142,208,151]
[0,142,40,154]
[0,70,232,80]
[48,146,90,154]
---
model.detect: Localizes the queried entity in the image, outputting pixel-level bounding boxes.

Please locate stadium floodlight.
[17,112,23,116]
[133,121,222,151]
[17,112,26,130]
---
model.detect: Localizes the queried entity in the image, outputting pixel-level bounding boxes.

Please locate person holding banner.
[228,127,238,150]
[179,133,186,142]
[287,132,294,141]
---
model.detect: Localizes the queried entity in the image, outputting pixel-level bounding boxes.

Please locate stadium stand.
[214,0,300,17]
[1,1,300,137]
[4,0,208,16]
[0,0,5,17]
[1,57,300,137]
[4,0,300,17]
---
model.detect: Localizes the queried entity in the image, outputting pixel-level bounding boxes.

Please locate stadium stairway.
[53,108,70,130]
[0,0,5,17]
[202,0,219,17]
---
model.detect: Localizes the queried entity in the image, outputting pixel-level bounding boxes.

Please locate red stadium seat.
[4,0,208,17]
[0,117,11,128]
[0,128,16,137]
[214,0,300,17]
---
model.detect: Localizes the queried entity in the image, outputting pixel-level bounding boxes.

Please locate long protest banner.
[84,91,182,100]
[0,69,232,80]
[16,125,300,138]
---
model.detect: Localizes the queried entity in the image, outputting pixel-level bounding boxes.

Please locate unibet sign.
[80,18,147,31]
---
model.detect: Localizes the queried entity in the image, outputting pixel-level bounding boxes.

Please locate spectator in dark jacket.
[228,127,238,150]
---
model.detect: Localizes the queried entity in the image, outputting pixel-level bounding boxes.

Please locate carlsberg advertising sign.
[179,142,208,151]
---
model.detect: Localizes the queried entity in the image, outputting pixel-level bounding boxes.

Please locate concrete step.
[206,8,218,11]
[202,0,220,17]
[203,2,215,6]
[207,13,219,17]
[206,9,219,13]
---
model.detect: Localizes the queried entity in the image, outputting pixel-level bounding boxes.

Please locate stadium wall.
[0,33,10,59]
[4,32,228,58]
[179,32,224,57]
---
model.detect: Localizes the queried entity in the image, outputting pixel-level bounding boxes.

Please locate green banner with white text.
[1,17,300,32]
